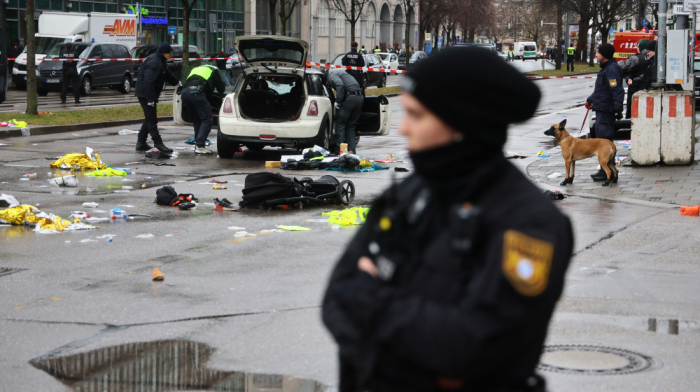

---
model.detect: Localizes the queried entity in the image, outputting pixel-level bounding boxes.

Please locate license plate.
[46,79,61,83]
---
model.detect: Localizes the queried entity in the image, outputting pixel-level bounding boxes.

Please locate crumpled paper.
[50,147,107,171]
[0,205,96,232]
[322,207,369,226]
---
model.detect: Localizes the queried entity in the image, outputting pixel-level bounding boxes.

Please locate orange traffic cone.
[152,268,164,281]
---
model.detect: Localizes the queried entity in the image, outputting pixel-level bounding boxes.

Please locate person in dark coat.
[585,43,624,181]
[134,42,180,152]
[632,40,657,91]
[322,46,574,392]
[60,43,81,105]
[7,39,23,71]
[181,64,227,154]
[618,39,651,119]
[342,42,366,91]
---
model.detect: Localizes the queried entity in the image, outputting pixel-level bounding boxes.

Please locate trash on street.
[49,175,78,187]
[118,129,139,135]
[680,205,699,216]
[322,207,370,226]
[152,268,164,280]
[0,205,96,232]
[277,226,311,231]
[548,172,562,179]
[50,147,107,171]
[24,173,37,179]
[85,168,128,177]
[544,190,566,200]
[0,194,20,208]
[82,202,99,208]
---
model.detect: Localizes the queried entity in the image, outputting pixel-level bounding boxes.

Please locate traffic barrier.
[630,91,662,165]
[305,61,407,74]
[660,91,695,165]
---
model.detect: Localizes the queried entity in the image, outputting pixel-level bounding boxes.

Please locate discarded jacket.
[155,186,198,206]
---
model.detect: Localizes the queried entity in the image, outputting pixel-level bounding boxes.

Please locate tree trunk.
[270,0,278,35]
[182,0,192,68]
[405,3,411,69]
[555,0,562,70]
[26,0,37,115]
[576,15,589,62]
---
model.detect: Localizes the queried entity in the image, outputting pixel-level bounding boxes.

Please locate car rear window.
[524,45,536,51]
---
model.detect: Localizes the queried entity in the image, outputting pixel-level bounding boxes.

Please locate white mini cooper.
[173,36,392,158]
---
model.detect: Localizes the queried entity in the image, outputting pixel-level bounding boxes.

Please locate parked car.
[398,51,428,70]
[174,36,391,157]
[37,42,133,96]
[322,53,387,88]
[132,45,200,85]
[377,52,399,71]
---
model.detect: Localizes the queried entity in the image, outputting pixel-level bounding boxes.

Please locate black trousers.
[181,88,213,148]
[566,57,575,72]
[595,111,615,141]
[138,97,162,144]
[61,69,80,102]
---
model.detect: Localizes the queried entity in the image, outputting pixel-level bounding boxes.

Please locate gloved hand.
[585,101,591,110]
[147,102,155,107]
[615,112,623,120]
[334,102,340,110]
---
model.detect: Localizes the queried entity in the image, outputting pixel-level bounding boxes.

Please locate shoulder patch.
[502,230,554,297]
[609,79,618,88]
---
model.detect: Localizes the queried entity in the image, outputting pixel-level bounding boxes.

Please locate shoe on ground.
[154,144,173,153]
[195,147,213,154]
[75,100,82,104]
[213,198,240,211]
[135,141,152,151]
[178,202,196,210]
[60,99,67,104]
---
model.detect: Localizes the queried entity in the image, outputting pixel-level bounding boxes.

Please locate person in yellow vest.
[180,64,228,154]
[567,44,576,72]
[508,47,514,61]
[374,46,381,53]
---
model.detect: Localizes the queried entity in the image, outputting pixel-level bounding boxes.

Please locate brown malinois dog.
[544,119,618,187]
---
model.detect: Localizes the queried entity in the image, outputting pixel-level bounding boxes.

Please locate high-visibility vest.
[567,47,575,56]
[508,50,514,55]
[374,48,381,53]
[187,64,217,81]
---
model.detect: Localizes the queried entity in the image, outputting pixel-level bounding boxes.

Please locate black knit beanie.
[646,41,657,52]
[598,43,615,60]
[401,47,541,151]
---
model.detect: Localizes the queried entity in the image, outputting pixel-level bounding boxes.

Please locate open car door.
[355,95,391,136]
[0,23,7,104]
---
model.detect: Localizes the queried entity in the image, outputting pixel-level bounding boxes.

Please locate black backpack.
[155,186,178,206]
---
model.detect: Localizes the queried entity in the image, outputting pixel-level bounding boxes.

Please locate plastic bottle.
[110,208,128,220]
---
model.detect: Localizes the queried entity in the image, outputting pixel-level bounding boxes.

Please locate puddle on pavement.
[31,339,328,391]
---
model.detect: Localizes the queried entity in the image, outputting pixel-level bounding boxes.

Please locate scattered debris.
[228,226,246,230]
[234,231,256,237]
[0,194,20,208]
[548,172,562,179]
[277,226,311,231]
[152,268,164,281]
[49,175,78,187]
[680,205,699,216]
[50,147,107,171]
[322,207,370,226]
[82,202,99,208]
[537,152,550,158]
[544,190,566,200]
[24,173,37,179]
[212,184,227,190]
[394,167,409,172]
[137,234,155,239]
[86,168,127,177]
[118,129,139,135]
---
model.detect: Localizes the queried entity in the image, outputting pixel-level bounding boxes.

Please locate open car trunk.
[238,73,306,122]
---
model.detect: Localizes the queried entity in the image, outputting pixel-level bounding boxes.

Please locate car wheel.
[119,75,131,94]
[81,76,92,96]
[314,120,331,151]
[379,75,387,88]
[217,130,240,159]
[37,88,49,96]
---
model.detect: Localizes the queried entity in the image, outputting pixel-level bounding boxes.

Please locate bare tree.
[330,0,372,43]
[279,0,300,36]
[566,0,593,62]
[26,0,38,115]
[420,0,446,48]
[596,0,635,44]
[456,0,495,44]
[182,0,198,68]
[269,0,279,35]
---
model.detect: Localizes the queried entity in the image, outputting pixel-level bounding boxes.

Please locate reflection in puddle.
[31,340,327,391]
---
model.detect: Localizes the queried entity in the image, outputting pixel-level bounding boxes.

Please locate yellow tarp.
[0,205,83,231]
[85,168,127,177]
[322,207,370,226]
[50,153,107,171]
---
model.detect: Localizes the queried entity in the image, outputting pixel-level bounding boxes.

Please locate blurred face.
[647,50,655,57]
[163,52,173,59]
[595,52,606,63]
[399,93,458,152]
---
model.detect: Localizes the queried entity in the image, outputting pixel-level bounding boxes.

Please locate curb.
[0,116,174,139]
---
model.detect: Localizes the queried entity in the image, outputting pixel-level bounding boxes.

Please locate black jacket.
[183,65,226,96]
[633,55,657,91]
[61,50,80,73]
[342,49,365,87]
[8,43,23,59]
[587,59,624,114]
[135,51,179,103]
[322,142,573,392]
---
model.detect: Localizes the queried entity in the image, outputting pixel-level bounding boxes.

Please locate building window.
[318,1,329,36]
[366,3,375,37]
[625,19,632,31]
[612,22,617,30]
[335,8,346,36]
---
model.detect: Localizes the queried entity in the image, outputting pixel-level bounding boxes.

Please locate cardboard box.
[265,161,282,168]
[340,143,348,153]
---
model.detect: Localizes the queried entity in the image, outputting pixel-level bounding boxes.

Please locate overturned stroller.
[239,172,355,209]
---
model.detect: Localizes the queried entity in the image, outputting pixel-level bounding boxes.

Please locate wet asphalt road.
[1,61,698,391]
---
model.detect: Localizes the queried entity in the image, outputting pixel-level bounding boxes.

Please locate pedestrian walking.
[342,42,365,91]
[566,44,575,72]
[180,64,227,154]
[322,46,573,392]
[60,43,81,105]
[326,69,363,155]
[586,43,624,181]
[134,42,181,153]
[618,39,651,119]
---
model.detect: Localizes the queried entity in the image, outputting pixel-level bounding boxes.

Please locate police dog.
[544,119,618,187]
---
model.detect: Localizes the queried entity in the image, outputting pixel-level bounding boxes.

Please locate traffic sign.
[684,0,700,12]
[168,26,177,35]
[641,18,649,27]
[674,4,690,14]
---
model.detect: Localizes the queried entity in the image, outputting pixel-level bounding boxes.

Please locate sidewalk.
[527,137,700,206]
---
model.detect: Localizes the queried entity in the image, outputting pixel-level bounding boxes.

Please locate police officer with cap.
[322,46,573,392]
[585,43,623,181]
[342,42,366,90]
[60,43,81,105]
[181,63,227,154]
[135,42,181,153]
[326,69,363,154]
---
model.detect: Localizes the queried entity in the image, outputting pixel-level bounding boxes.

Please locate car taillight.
[307,100,319,116]
[223,97,232,113]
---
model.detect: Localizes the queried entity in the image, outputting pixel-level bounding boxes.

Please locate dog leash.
[578,107,591,137]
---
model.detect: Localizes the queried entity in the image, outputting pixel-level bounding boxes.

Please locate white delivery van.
[513,41,538,61]
[11,12,137,88]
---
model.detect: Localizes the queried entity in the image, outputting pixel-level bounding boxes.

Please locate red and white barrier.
[527,76,597,79]
[305,61,408,74]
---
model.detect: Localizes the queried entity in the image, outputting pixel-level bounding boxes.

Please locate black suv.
[323,53,387,88]
[132,45,200,84]
[37,42,134,96]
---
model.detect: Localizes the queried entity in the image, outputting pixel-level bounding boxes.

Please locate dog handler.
[322,47,574,392]
[181,64,227,154]
[585,43,623,181]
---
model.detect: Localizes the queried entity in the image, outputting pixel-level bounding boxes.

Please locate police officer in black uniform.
[322,47,574,392]
[585,43,624,181]
[181,63,227,154]
[342,42,365,91]
[134,42,181,152]
[60,43,81,105]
